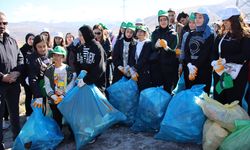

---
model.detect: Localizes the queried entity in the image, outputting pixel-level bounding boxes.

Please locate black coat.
[20,43,33,85]
[128,40,153,91]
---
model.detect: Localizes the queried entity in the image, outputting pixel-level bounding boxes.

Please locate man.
[177,11,190,33]
[0,12,24,150]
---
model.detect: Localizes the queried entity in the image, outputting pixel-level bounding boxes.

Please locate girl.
[111,22,127,48]
[53,32,65,49]
[40,28,52,49]
[65,32,74,47]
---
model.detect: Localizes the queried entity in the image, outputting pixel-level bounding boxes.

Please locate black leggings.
[23,84,33,116]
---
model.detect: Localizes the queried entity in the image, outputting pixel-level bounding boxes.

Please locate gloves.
[33,98,43,108]
[118,65,131,77]
[129,67,139,81]
[77,79,86,87]
[159,39,168,50]
[211,58,226,76]
[155,39,161,48]
[51,94,63,104]
[187,63,198,81]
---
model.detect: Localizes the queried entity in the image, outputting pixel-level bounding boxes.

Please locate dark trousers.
[0,83,21,143]
[49,104,63,129]
[3,103,9,121]
[23,84,33,116]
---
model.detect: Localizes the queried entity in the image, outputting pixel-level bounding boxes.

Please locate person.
[150,10,178,93]
[53,32,65,49]
[177,11,190,33]
[40,28,52,49]
[65,32,75,47]
[128,25,153,91]
[0,11,24,149]
[135,18,145,27]
[112,22,136,84]
[93,24,112,87]
[111,22,127,48]
[20,33,35,119]
[212,6,250,105]
[26,35,51,111]
[70,25,106,93]
[183,8,214,94]
[212,22,221,38]
[44,46,76,129]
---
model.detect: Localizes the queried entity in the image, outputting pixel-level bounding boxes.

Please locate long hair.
[65,32,75,46]
[33,35,47,52]
[219,15,250,40]
[53,37,65,49]
[93,24,106,43]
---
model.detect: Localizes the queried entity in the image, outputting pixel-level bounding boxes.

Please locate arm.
[180,32,189,61]
[66,72,77,93]
[212,36,220,61]
[112,40,123,68]
[44,68,54,97]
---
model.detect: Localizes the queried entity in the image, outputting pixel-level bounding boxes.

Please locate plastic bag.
[131,87,171,132]
[202,120,228,150]
[172,72,185,95]
[12,100,63,150]
[58,71,126,149]
[197,94,249,132]
[155,85,206,144]
[220,120,250,150]
[107,77,139,125]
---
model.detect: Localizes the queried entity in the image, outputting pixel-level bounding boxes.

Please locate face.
[41,32,49,41]
[93,29,102,41]
[27,36,34,46]
[78,30,85,44]
[125,29,134,39]
[189,21,196,30]
[168,12,176,24]
[66,34,74,44]
[0,14,8,35]
[159,16,168,28]
[180,17,189,26]
[35,41,47,56]
[195,13,204,27]
[136,30,146,40]
[54,37,62,45]
[222,20,231,31]
[53,53,64,63]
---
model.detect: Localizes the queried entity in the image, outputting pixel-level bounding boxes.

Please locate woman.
[65,32,74,47]
[112,22,136,83]
[111,22,127,48]
[20,33,35,118]
[128,25,152,91]
[27,35,51,109]
[53,32,65,49]
[40,28,52,49]
[93,24,112,87]
[212,6,250,105]
[71,25,106,93]
[183,8,214,94]
[150,10,178,93]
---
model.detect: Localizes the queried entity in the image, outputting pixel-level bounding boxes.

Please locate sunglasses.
[94,32,101,35]
[0,22,8,25]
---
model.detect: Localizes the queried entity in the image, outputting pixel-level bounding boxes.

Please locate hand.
[9,71,21,81]
[129,67,139,81]
[118,65,131,77]
[77,79,86,87]
[159,39,168,50]
[175,48,181,57]
[1,74,15,83]
[155,39,161,48]
[187,63,198,81]
[73,38,80,47]
[51,94,58,101]
[33,98,43,108]
[211,58,226,76]
[55,95,63,104]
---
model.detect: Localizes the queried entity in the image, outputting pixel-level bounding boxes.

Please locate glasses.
[0,22,8,25]
[94,32,101,35]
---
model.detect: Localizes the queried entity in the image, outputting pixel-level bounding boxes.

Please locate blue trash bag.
[12,100,64,150]
[107,77,139,125]
[155,85,206,144]
[131,87,172,132]
[58,71,126,149]
[172,72,186,95]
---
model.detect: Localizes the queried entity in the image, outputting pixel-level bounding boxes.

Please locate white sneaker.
[2,120,10,130]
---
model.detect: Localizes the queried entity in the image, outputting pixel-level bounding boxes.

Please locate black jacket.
[112,38,136,83]
[128,40,153,91]
[27,52,51,98]
[20,43,33,84]
[72,39,106,91]
[0,33,24,83]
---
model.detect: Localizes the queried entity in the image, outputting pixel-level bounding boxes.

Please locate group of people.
[0,5,250,149]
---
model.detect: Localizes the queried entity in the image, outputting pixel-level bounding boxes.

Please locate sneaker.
[2,120,10,130]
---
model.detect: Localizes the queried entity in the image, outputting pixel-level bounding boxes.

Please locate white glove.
[77,79,86,87]
[51,94,58,101]
[187,63,197,74]
[155,39,161,48]
[118,65,131,77]
[33,98,43,108]
[211,58,226,76]
[129,67,139,81]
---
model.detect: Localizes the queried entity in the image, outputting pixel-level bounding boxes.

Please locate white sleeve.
[44,75,54,97]
[65,72,77,93]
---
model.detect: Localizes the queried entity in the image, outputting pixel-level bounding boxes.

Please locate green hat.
[52,46,67,57]
[189,12,196,21]
[136,25,147,32]
[158,10,168,17]
[120,22,127,29]
[215,72,234,94]
[126,22,136,31]
[99,23,108,30]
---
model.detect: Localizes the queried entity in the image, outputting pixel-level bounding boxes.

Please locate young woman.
[128,25,152,91]
[112,22,136,83]
[27,35,51,109]
[44,46,76,129]
[150,10,178,94]
[183,8,214,94]
[20,33,35,118]
[212,6,250,105]
[40,28,52,49]
[53,32,64,49]
[111,22,127,48]
[65,32,75,47]
[93,24,112,87]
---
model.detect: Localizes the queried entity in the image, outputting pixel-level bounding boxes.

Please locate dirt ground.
[2,88,202,150]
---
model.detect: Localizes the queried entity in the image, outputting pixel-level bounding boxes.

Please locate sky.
[0,0,228,23]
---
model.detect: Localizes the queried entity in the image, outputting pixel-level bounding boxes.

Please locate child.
[44,46,76,129]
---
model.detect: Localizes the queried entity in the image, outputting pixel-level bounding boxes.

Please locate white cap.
[135,18,144,25]
[195,7,209,15]
[54,32,64,39]
[219,6,241,20]
[41,28,50,33]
